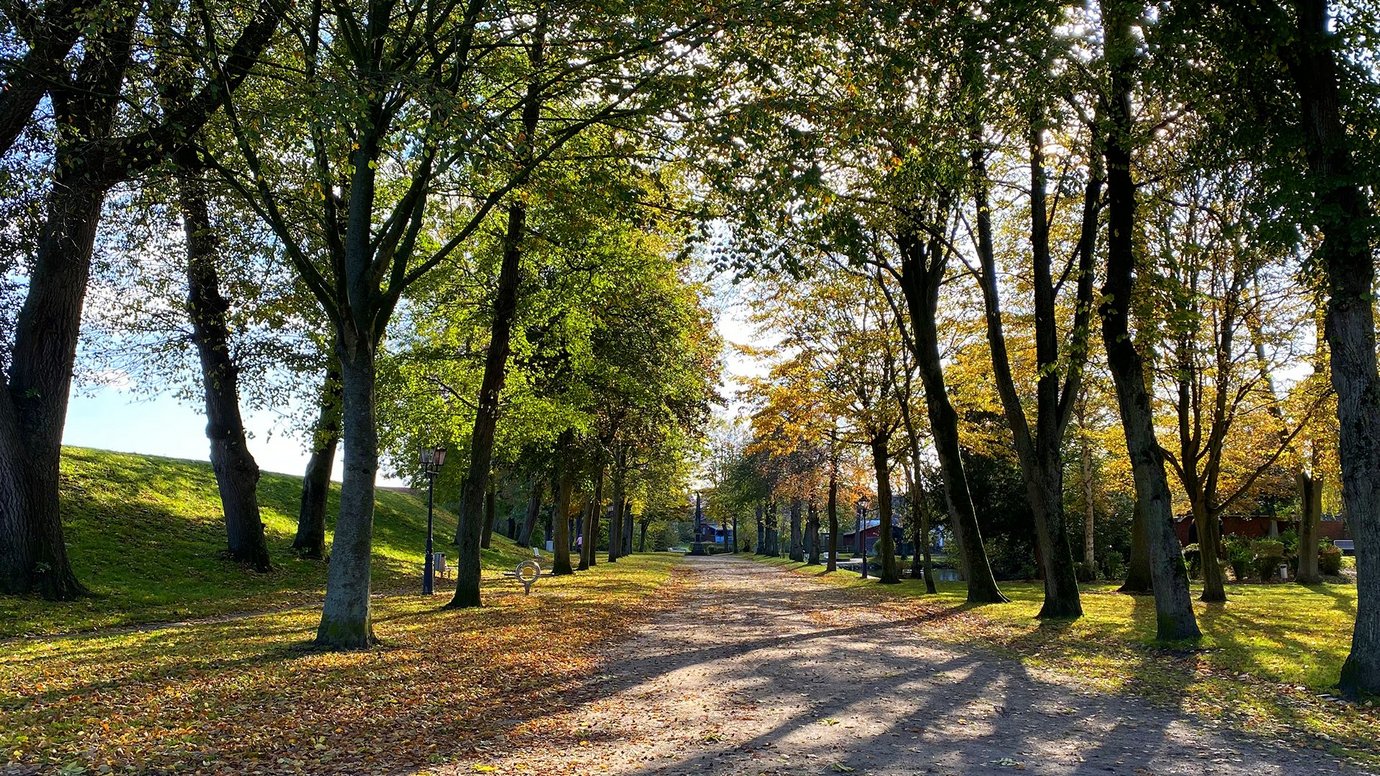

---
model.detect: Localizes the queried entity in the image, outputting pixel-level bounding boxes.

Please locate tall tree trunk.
[1275,0,1380,695]
[0,166,107,600]
[518,475,543,548]
[1118,499,1154,593]
[1191,494,1227,602]
[608,452,625,562]
[637,516,649,553]
[755,503,765,555]
[1081,433,1096,575]
[871,435,900,584]
[789,497,804,562]
[1098,0,1200,641]
[1297,472,1324,583]
[806,502,820,564]
[550,442,575,576]
[448,21,544,609]
[969,113,1090,619]
[315,341,380,648]
[623,499,633,555]
[295,366,341,559]
[827,460,839,572]
[480,479,497,550]
[897,227,1007,604]
[0,10,140,599]
[176,152,271,572]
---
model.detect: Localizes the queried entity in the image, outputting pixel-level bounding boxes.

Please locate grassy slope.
[754,555,1377,765]
[1,447,531,637]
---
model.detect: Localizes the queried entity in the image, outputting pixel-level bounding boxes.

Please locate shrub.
[1101,551,1126,582]
[1319,544,1343,576]
[1252,539,1286,582]
[1075,561,1097,583]
[1183,543,1202,579]
[1279,528,1300,560]
[1224,535,1253,582]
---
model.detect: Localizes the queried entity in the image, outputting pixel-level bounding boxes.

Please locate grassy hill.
[2,447,532,638]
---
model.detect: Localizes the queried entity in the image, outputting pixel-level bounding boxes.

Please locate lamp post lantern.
[421,445,447,594]
[856,495,869,579]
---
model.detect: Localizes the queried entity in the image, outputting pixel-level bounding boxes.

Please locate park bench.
[1334,540,1355,556]
[502,549,544,595]
[433,552,452,579]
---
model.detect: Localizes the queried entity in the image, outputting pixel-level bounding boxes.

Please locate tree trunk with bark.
[789,498,804,562]
[295,367,341,559]
[550,442,575,576]
[1081,434,1096,576]
[1118,499,1154,594]
[448,20,544,609]
[315,341,381,648]
[896,226,1007,604]
[806,502,820,564]
[871,435,900,584]
[518,475,543,548]
[1098,0,1200,641]
[0,8,139,600]
[827,458,839,572]
[175,151,271,572]
[480,479,497,550]
[755,503,765,555]
[1276,0,1380,695]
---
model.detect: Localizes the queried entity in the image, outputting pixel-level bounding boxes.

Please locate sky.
[61,269,764,488]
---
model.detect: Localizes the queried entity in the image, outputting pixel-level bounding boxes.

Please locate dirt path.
[441,556,1364,776]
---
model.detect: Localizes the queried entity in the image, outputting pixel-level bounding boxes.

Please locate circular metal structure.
[514,559,541,594]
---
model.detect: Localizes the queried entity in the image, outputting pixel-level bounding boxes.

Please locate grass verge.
[1,554,682,774]
[1,447,531,638]
[751,554,1378,767]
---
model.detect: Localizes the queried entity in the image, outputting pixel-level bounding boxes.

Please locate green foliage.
[1252,539,1287,582]
[1224,534,1255,582]
[1319,544,1344,576]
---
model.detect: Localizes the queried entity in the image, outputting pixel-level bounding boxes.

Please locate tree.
[1096,0,1200,640]
[0,0,280,598]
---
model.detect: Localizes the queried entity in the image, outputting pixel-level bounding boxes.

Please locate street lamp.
[856,495,870,579]
[421,445,447,595]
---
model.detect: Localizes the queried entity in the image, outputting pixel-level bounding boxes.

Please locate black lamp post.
[421,445,447,595]
[857,495,869,579]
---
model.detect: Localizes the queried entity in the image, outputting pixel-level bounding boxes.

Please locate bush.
[1319,544,1344,576]
[1279,528,1299,560]
[1223,535,1253,582]
[1101,551,1126,582]
[1183,543,1202,579]
[1075,561,1097,583]
[1252,539,1286,582]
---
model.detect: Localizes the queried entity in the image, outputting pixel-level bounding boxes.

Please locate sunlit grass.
[1,447,531,637]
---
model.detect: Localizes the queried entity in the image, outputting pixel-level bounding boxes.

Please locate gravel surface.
[440,555,1367,776]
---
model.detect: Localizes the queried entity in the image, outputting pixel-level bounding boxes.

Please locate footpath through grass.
[752,554,1378,767]
[2,553,683,774]
[1,447,530,638]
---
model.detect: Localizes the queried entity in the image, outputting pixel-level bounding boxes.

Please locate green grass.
[1,447,533,638]
[754,554,1378,765]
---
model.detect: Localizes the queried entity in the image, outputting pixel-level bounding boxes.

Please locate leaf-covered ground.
[755,555,1379,767]
[1,554,683,774]
[0,448,531,638]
